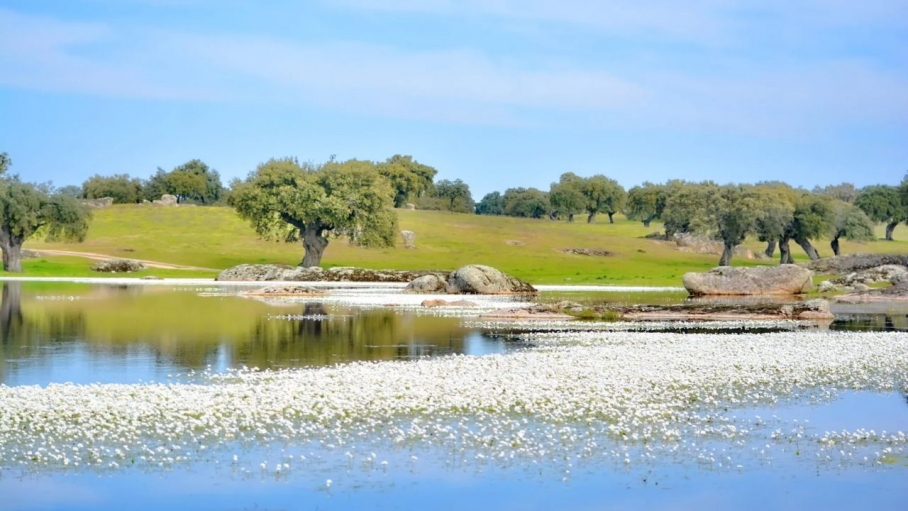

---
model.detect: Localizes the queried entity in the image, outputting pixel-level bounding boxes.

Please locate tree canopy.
[146,160,224,204]
[581,175,626,223]
[855,184,905,241]
[230,157,397,267]
[0,152,91,272]
[378,155,437,207]
[548,173,586,222]
[501,187,550,219]
[624,182,666,227]
[475,192,504,216]
[812,182,859,203]
[82,174,144,204]
[829,201,875,256]
[433,179,473,214]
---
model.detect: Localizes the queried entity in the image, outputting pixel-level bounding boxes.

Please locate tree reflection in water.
[0,283,479,383]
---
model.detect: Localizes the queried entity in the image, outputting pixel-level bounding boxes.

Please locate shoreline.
[0,276,686,292]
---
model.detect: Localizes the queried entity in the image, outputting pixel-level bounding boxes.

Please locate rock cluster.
[90,259,146,273]
[683,265,814,296]
[216,264,446,283]
[804,253,908,274]
[403,265,537,295]
[562,248,613,257]
[243,286,326,297]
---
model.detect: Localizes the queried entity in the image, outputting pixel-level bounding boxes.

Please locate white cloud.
[0,6,905,133]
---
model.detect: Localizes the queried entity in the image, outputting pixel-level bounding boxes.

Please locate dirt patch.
[505,240,525,246]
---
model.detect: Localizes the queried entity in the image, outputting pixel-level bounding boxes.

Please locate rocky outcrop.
[835,277,908,303]
[804,253,908,274]
[683,265,814,296]
[831,264,907,287]
[216,264,446,283]
[91,259,146,273]
[421,299,478,307]
[621,299,832,321]
[403,274,447,293]
[242,285,326,297]
[80,197,114,209]
[444,265,537,295]
[562,248,613,257]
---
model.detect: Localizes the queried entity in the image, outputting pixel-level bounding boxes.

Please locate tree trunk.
[587,212,596,224]
[764,240,776,258]
[607,212,615,224]
[795,236,820,260]
[718,241,734,266]
[779,237,794,264]
[300,224,329,268]
[886,221,897,241]
[831,236,841,256]
[0,234,24,273]
[0,283,23,342]
[568,213,574,223]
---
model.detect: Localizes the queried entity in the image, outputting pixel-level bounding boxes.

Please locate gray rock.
[91,259,146,273]
[804,253,908,274]
[153,194,178,206]
[683,265,814,296]
[216,264,446,283]
[853,283,870,293]
[403,274,447,294]
[831,264,908,286]
[818,280,838,293]
[401,230,416,249]
[444,265,537,295]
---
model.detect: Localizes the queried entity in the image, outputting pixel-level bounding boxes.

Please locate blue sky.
[1,1,906,197]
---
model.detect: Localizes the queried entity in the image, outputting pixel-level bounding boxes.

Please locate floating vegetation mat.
[1,331,906,479]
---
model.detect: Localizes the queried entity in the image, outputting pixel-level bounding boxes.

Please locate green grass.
[20,257,218,279]
[14,205,908,285]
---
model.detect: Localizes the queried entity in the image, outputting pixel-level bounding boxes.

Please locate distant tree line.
[477,174,908,266]
[6,144,907,270]
[69,159,226,205]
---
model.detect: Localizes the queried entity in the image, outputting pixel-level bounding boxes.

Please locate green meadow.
[19,205,908,285]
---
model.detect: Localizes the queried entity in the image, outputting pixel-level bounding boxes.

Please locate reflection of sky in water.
[2,283,908,510]
[3,446,906,511]
[742,391,908,434]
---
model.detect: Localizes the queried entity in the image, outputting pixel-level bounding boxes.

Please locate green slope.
[18,205,908,285]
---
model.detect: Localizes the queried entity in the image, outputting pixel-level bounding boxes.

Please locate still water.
[1,282,906,510]
[0,282,514,386]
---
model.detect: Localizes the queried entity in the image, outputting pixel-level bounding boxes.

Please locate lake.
[0,281,906,510]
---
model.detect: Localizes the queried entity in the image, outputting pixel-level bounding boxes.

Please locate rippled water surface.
[0,281,906,510]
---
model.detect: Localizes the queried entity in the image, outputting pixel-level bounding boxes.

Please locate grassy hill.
[18,205,908,285]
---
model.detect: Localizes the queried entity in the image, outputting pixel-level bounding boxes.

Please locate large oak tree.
[0,153,92,272]
[230,157,398,268]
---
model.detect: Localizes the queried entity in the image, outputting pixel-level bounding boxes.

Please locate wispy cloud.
[0,6,905,133]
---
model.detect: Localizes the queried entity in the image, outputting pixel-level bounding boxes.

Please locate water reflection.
[0,283,505,386]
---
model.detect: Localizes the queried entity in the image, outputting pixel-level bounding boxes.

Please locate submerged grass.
[16,205,908,285]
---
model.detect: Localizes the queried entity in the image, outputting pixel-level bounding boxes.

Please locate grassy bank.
[16,205,908,285]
